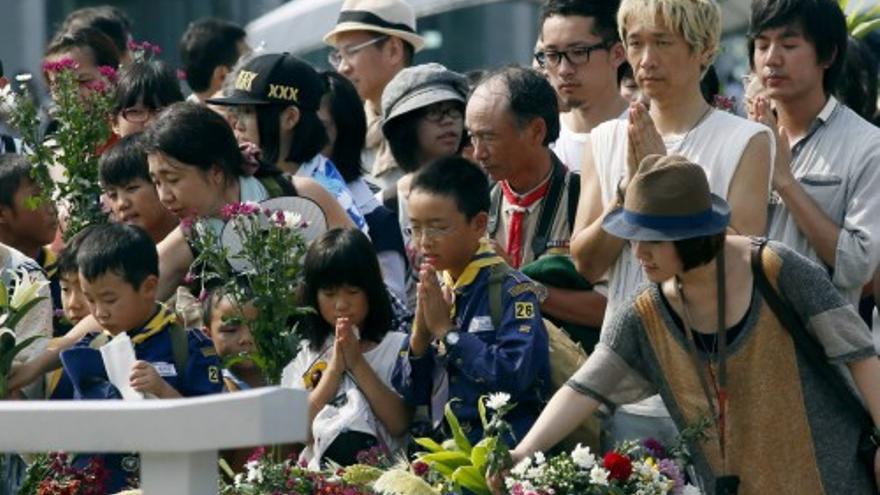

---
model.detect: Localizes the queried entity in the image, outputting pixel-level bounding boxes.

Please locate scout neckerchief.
[675,248,739,494]
[430,239,505,428]
[500,178,551,269]
[128,306,176,345]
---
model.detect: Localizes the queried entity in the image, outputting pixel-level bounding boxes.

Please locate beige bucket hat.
[324,0,426,52]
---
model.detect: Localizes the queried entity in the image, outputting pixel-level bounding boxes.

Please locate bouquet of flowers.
[187,201,312,385]
[2,56,116,239]
[0,269,49,398]
[504,439,701,495]
[17,452,108,495]
[220,447,379,495]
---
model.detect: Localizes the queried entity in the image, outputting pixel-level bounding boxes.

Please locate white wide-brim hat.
[324,0,426,52]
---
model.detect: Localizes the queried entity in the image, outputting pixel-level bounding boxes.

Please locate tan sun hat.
[323,0,426,52]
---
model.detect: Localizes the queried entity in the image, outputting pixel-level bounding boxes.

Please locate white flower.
[9,269,47,311]
[525,465,544,480]
[233,473,244,485]
[245,464,263,483]
[15,74,32,83]
[532,451,545,465]
[589,465,609,486]
[485,392,510,411]
[510,456,532,477]
[681,484,702,495]
[571,443,596,470]
[282,210,304,229]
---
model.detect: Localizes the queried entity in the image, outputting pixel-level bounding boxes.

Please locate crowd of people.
[1,0,880,493]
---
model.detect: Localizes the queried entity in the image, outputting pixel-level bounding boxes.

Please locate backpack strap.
[487,183,503,237]
[530,154,568,260]
[168,323,190,377]
[566,171,580,233]
[487,263,514,329]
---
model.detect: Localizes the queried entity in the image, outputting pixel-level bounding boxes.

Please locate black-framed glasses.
[534,40,612,68]
[328,36,389,68]
[422,103,463,123]
[120,106,161,123]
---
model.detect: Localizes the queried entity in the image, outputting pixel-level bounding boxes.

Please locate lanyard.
[675,248,730,474]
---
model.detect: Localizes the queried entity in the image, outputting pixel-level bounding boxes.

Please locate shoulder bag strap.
[750,237,871,423]
[530,156,567,260]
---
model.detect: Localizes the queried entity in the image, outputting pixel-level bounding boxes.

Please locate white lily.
[9,269,47,310]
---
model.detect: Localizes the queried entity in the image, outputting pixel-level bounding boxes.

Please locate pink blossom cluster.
[42,58,79,73]
[127,39,163,56]
[220,201,261,221]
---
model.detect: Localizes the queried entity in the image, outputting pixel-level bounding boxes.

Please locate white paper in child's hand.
[99,333,144,400]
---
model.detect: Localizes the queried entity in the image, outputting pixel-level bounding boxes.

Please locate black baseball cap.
[207,53,324,111]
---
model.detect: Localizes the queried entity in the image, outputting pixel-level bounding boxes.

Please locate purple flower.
[658,458,685,492]
[220,202,240,221]
[642,438,667,459]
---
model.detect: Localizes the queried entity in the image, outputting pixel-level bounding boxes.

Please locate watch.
[444,330,461,347]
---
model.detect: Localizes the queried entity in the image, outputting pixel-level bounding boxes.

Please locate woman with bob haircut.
[503,154,880,494]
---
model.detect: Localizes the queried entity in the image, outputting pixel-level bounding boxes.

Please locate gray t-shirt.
[568,240,875,494]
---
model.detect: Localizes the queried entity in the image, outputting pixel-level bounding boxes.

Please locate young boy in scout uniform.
[394,156,550,444]
[58,223,222,491]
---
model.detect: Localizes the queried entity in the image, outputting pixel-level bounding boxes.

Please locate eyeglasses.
[328,36,389,68]
[120,106,161,123]
[404,225,456,240]
[422,103,463,123]
[534,40,611,68]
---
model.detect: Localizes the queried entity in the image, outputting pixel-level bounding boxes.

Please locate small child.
[45,227,95,399]
[203,288,263,391]
[281,228,409,468]
[394,156,550,444]
[58,223,222,491]
[99,134,178,243]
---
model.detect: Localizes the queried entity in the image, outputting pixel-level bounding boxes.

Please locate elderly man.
[466,66,607,350]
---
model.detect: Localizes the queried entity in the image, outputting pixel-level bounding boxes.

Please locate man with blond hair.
[569,0,774,447]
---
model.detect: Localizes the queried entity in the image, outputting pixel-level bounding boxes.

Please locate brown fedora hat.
[602,154,730,241]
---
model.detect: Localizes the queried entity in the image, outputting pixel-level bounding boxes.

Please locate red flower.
[603,452,633,482]
[412,460,429,477]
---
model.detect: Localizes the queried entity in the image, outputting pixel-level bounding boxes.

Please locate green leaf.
[418,450,472,470]
[852,17,880,38]
[0,335,42,373]
[444,400,473,454]
[451,465,491,495]
[0,280,8,308]
[477,394,489,430]
[414,436,445,453]
[470,441,490,472]
[6,296,46,330]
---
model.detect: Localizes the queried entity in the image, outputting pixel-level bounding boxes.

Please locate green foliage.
[5,61,115,240]
[839,0,880,38]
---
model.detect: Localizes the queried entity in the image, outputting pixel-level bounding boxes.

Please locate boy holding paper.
[57,223,222,490]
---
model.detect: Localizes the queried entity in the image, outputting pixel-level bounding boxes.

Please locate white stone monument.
[0,387,307,494]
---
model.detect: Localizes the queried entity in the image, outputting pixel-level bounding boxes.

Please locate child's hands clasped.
[335,317,364,373]
[129,360,177,398]
[417,262,454,339]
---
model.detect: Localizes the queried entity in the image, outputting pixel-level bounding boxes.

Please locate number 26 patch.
[514,302,535,319]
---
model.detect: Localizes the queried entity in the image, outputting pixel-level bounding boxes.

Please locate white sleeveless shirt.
[590,110,772,416]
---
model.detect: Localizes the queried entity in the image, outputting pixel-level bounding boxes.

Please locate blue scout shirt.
[58,305,222,493]
[393,244,550,443]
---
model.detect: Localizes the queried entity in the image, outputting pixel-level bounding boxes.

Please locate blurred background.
[0,0,877,105]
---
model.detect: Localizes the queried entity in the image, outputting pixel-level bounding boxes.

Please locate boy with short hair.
[59,223,222,491]
[394,156,550,443]
[0,154,62,332]
[99,134,178,243]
